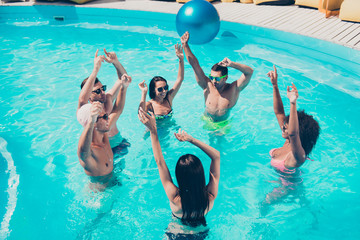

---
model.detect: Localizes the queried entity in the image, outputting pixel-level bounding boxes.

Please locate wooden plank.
[264,6,296,28]
[324,23,355,40]
[295,12,328,33]
[219,4,254,21]
[315,19,347,38]
[353,41,360,50]
[278,8,318,32]
[332,24,359,42]
[347,32,360,46]
[339,26,360,44]
[258,6,296,26]
[307,17,339,36]
[282,10,322,33]
[235,6,271,22]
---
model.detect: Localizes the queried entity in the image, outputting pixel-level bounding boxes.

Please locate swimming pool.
[0,5,360,239]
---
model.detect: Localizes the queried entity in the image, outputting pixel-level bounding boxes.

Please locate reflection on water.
[143,117,181,148]
[165,215,209,240]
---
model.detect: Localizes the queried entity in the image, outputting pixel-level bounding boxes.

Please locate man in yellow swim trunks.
[181,32,254,131]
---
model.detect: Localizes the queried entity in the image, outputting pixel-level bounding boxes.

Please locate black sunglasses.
[96,114,108,122]
[92,85,107,94]
[157,85,169,92]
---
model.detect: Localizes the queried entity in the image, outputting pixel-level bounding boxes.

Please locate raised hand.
[103,49,119,64]
[180,31,189,45]
[175,43,184,61]
[287,83,299,104]
[138,107,156,132]
[218,57,232,67]
[174,128,193,142]
[267,65,278,86]
[90,101,103,123]
[138,80,148,93]
[94,49,105,71]
[120,74,132,88]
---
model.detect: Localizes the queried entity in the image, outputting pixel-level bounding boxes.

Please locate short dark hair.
[149,76,168,99]
[80,77,100,89]
[211,63,228,76]
[285,110,320,156]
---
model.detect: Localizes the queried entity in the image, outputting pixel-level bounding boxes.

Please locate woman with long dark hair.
[138,107,220,235]
[138,44,184,120]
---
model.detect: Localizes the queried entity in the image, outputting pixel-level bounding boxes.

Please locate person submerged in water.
[77,74,132,185]
[138,43,184,120]
[77,49,130,155]
[181,31,254,122]
[264,65,320,206]
[138,107,220,232]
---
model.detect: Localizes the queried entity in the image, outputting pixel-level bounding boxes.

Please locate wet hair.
[175,154,209,227]
[80,77,100,89]
[211,63,228,76]
[149,76,168,99]
[285,110,320,156]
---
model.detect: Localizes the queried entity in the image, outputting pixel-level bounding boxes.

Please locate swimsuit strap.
[165,96,172,108]
[172,212,181,220]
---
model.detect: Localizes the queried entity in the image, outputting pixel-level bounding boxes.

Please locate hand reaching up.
[175,43,184,61]
[138,80,148,94]
[138,107,156,133]
[287,83,299,104]
[90,101,103,123]
[267,65,278,86]
[120,74,132,88]
[103,49,119,64]
[94,49,105,72]
[181,31,189,46]
[218,57,232,67]
[174,128,193,142]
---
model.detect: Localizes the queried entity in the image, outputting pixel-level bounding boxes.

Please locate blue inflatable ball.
[176,0,220,45]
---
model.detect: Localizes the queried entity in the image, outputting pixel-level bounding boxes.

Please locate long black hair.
[175,154,209,227]
[149,76,168,99]
[285,110,320,156]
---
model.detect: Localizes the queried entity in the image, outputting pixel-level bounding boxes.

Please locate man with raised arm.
[77,49,130,155]
[77,74,131,184]
[181,31,254,122]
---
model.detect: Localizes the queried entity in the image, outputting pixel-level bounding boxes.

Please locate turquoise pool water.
[1,6,360,240]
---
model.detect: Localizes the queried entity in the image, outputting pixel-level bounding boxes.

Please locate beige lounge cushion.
[322,0,344,10]
[254,0,295,5]
[339,0,360,22]
[295,0,319,8]
[240,0,254,3]
[296,0,344,10]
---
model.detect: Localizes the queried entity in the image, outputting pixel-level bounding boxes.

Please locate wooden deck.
[1,0,360,50]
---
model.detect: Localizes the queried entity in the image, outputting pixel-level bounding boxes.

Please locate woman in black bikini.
[138,107,220,238]
[138,44,184,120]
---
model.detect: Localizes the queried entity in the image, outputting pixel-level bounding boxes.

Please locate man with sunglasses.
[77,49,130,158]
[77,73,132,183]
[181,32,253,122]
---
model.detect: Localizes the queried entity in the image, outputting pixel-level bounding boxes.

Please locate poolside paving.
[1,0,360,50]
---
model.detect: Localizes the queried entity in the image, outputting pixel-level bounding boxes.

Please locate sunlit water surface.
[0,8,360,240]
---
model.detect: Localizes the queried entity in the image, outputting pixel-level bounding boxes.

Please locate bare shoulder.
[145,101,152,107]
[224,82,237,92]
